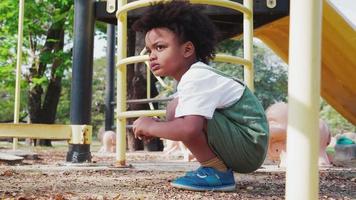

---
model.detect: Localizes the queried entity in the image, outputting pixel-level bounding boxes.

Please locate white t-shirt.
[175,62,245,119]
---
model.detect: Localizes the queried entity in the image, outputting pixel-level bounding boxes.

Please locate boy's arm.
[133,115,205,141]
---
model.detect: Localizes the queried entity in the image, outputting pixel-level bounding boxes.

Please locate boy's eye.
[156,45,165,51]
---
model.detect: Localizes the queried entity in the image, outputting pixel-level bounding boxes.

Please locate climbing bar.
[116,0,252,19]
[0,124,92,144]
[116,54,252,69]
[214,54,252,68]
[117,110,166,119]
[243,0,254,91]
[127,97,173,104]
[116,55,149,68]
[115,0,254,166]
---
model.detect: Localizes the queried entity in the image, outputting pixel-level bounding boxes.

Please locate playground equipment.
[255,1,356,125]
[1,0,354,199]
[266,102,332,166]
[0,0,92,163]
[114,0,255,166]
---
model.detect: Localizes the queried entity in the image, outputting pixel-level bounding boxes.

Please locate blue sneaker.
[171,167,236,191]
[184,166,202,176]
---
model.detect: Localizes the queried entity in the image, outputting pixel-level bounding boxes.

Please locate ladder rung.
[214,54,252,67]
[117,110,166,119]
[127,97,173,104]
[116,55,148,68]
[116,0,252,19]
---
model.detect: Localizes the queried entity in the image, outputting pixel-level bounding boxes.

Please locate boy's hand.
[132,116,157,140]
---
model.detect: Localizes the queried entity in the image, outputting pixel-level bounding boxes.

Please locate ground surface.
[0,141,355,200]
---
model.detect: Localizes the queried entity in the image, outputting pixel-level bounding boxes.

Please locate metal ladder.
[114,0,254,166]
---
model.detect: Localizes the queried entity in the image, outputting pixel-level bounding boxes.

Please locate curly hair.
[132,0,217,64]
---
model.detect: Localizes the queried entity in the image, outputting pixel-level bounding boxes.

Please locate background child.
[132,1,269,192]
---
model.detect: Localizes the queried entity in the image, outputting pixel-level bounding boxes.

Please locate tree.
[0,0,74,146]
[215,39,288,109]
[320,99,356,135]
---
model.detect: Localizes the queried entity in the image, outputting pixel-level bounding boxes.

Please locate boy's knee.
[166,98,178,121]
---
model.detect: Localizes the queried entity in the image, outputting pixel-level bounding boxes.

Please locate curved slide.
[254,0,356,125]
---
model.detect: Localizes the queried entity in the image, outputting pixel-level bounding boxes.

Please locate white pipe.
[286,0,323,199]
[243,0,254,91]
[13,0,25,150]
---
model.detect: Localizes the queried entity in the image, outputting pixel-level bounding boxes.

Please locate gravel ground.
[0,142,355,200]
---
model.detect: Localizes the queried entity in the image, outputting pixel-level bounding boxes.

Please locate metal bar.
[243,0,254,91]
[13,0,25,150]
[106,0,116,13]
[105,24,116,131]
[127,97,173,104]
[117,110,166,119]
[0,124,92,145]
[70,0,95,125]
[286,0,322,199]
[68,0,95,163]
[116,55,149,67]
[116,0,128,166]
[214,54,251,68]
[0,124,70,139]
[116,0,252,19]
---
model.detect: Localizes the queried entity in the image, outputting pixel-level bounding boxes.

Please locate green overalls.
[196,65,269,173]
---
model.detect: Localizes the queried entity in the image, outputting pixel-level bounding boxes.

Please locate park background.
[0,0,355,146]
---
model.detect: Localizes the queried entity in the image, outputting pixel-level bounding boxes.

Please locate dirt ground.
[0,141,355,200]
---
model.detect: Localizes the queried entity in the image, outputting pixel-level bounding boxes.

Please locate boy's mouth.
[150,64,160,71]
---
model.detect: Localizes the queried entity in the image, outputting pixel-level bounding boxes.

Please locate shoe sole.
[170,182,236,192]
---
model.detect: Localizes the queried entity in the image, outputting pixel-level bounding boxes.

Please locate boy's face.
[145,28,193,80]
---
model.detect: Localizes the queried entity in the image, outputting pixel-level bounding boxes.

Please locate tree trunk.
[28,22,65,146]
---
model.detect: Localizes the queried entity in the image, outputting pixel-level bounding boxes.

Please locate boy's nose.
[149,54,157,61]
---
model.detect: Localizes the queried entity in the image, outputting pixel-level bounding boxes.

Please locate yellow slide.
[254,0,356,125]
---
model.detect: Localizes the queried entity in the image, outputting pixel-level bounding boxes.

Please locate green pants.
[207,87,269,173]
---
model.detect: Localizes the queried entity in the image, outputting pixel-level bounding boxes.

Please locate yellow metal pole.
[116,0,128,166]
[286,0,322,199]
[243,0,253,91]
[13,0,25,150]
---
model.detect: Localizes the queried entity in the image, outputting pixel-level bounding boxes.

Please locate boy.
[132,1,269,192]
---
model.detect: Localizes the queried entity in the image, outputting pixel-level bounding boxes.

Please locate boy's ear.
[182,41,195,58]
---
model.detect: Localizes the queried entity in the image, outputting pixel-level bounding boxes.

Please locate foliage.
[320,99,356,135]
[214,39,288,109]
[54,57,107,139]
[0,0,74,125]
[91,57,107,137]
[0,1,353,138]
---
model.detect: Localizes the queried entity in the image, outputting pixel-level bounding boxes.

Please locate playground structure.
[0,0,93,162]
[266,102,332,167]
[114,0,255,166]
[0,0,355,199]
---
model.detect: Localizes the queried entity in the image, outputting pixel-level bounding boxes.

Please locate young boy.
[132,1,269,192]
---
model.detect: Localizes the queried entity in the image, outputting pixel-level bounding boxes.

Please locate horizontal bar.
[115,54,250,69]
[117,110,166,119]
[0,123,92,144]
[214,54,252,68]
[116,55,149,68]
[127,97,173,104]
[116,0,251,19]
